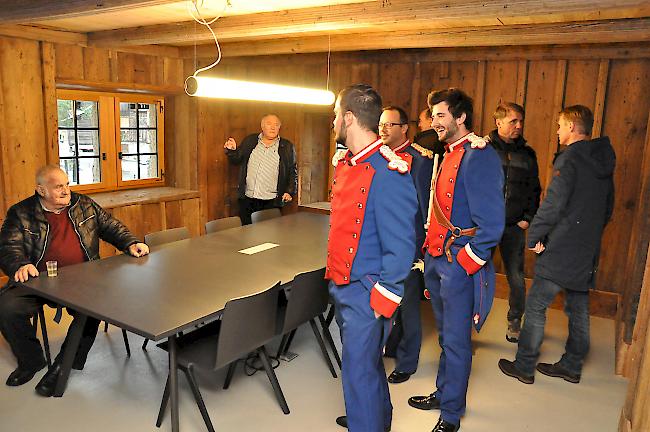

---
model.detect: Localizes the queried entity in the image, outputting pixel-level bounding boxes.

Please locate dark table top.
[21,212,329,341]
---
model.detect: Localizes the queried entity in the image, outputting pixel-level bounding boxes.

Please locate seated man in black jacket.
[0,165,149,397]
[224,114,298,225]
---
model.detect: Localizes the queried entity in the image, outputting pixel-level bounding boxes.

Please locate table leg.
[54,314,87,397]
[169,334,179,432]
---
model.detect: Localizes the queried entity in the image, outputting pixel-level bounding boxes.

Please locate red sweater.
[37,210,86,271]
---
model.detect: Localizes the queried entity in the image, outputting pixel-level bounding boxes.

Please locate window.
[56,90,165,192]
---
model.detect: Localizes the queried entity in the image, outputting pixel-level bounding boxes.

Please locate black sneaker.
[536,362,581,383]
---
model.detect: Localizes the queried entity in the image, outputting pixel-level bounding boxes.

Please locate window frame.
[55,89,165,194]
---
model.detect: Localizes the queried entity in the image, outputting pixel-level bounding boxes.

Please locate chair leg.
[155,375,170,427]
[223,361,238,389]
[275,333,290,359]
[282,329,297,355]
[121,329,131,357]
[325,303,336,327]
[38,308,52,368]
[258,346,290,414]
[309,319,337,378]
[184,364,215,432]
[319,314,342,369]
[142,338,150,350]
[103,321,108,332]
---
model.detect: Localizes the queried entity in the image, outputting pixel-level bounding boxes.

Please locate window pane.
[120,102,138,128]
[138,103,157,128]
[75,101,98,128]
[58,100,74,128]
[60,159,78,185]
[78,158,102,184]
[121,130,138,154]
[121,155,138,181]
[139,129,157,153]
[58,130,76,157]
[139,155,158,179]
[77,130,100,156]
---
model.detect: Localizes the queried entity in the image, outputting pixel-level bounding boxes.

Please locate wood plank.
[189,19,650,57]
[40,42,58,165]
[564,59,601,111]
[89,0,650,46]
[0,0,180,24]
[0,25,86,45]
[55,79,183,95]
[473,61,487,136]
[409,62,422,125]
[592,60,611,138]
[515,60,529,106]
[378,62,414,111]
[82,46,111,82]
[89,186,199,209]
[481,61,519,135]
[54,43,84,80]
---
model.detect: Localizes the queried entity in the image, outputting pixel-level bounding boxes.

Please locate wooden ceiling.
[1,0,649,57]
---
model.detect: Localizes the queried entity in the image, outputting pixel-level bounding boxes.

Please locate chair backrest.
[144,227,190,247]
[205,216,242,234]
[280,268,328,334]
[215,282,282,370]
[251,208,281,224]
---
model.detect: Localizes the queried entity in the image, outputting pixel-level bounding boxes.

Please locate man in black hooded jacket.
[499,105,615,385]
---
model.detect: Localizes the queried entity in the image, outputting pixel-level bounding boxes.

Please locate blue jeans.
[498,224,526,322]
[514,277,590,376]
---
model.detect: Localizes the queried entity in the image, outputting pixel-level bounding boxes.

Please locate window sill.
[88,186,199,209]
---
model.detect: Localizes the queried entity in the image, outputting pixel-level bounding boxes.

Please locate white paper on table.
[238,243,280,255]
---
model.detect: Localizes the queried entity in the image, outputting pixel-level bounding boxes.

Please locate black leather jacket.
[226,134,298,207]
[0,192,140,277]
[486,130,541,225]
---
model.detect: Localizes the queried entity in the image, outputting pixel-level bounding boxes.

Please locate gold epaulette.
[331,149,348,167]
[411,143,434,159]
[466,133,487,149]
[379,145,409,174]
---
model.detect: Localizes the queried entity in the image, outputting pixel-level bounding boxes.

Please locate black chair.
[205,217,241,234]
[32,306,51,367]
[275,268,339,377]
[141,227,191,350]
[156,282,288,432]
[251,208,281,224]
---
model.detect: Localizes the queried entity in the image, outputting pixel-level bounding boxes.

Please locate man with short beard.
[408,88,504,432]
[327,85,418,432]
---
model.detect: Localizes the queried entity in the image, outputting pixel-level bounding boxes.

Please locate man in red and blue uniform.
[379,106,434,384]
[327,85,418,432]
[408,88,504,432]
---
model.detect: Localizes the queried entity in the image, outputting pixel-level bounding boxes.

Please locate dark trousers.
[514,277,590,376]
[385,269,423,374]
[424,251,474,426]
[498,224,527,322]
[238,196,278,225]
[0,285,100,371]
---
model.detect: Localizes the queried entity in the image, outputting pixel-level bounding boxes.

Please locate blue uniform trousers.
[394,269,423,374]
[329,280,392,432]
[424,250,474,426]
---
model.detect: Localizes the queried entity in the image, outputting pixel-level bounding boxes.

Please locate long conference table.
[20,212,329,432]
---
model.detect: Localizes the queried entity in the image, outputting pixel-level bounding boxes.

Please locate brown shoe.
[498,359,534,384]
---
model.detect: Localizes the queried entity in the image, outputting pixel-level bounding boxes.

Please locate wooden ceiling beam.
[178,19,650,58]
[88,0,650,47]
[0,0,181,25]
[0,25,87,45]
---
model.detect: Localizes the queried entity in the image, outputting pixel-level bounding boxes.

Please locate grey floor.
[0,297,627,432]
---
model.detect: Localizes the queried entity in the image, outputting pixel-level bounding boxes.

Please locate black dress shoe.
[336,416,390,431]
[498,359,534,384]
[536,362,581,383]
[408,392,441,410]
[387,370,411,384]
[5,362,46,387]
[432,417,460,432]
[35,363,62,397]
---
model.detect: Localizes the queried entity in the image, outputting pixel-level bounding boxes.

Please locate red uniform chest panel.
[326,161,375,285]
[425,146,465,256]
[398,152,413,172]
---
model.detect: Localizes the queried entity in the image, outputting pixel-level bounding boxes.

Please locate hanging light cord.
[187,0,228,77]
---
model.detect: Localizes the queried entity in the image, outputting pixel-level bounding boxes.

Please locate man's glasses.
[378,122,405,129]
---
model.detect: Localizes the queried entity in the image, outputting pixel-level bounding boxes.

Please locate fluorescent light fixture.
[185,76,335,106]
